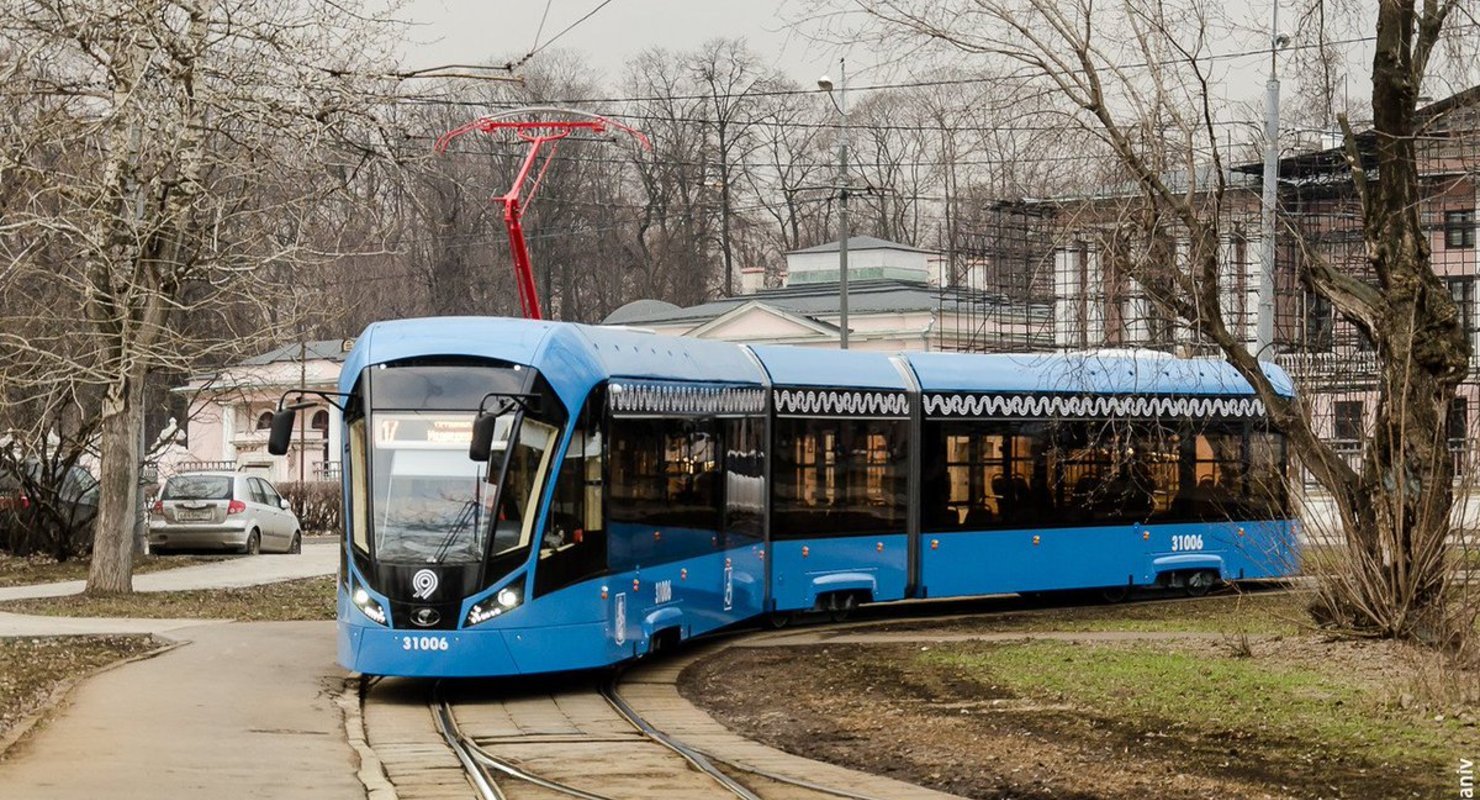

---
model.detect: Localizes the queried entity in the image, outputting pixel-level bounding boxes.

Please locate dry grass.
[0,576,336,621]
[0,553,234,589]
[0,635,159,748]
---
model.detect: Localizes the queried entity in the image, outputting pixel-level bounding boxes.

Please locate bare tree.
[843,0,1474,640]
[0,0,402,592]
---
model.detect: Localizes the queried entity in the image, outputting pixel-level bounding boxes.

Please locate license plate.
[176,509,213,522]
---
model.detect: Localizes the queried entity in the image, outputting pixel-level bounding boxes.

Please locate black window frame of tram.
[769,388,911,541]
[920,398,1290,534]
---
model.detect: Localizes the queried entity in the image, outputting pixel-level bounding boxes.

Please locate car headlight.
[466,578,523,627]
[351,586,387,626]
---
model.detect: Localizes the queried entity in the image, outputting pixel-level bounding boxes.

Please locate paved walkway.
[0,621,361,799]
[0,542,356,799]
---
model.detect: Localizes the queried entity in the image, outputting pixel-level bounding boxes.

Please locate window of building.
[1333,400,1364,446]
[1445,209,1475,249]
[311,409,330,434]
[256,410,274,430]
[772,417,908,539]
[1303,291,1334,352]
[1448,396,1469,477]
[1449,278,1476,340]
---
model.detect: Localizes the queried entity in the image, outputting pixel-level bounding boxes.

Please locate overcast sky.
[400,0,846,89]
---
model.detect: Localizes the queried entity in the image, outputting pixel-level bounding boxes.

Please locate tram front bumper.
[340,622,521,678]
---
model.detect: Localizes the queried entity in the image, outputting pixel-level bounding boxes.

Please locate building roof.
[787,235,928,255]
[603,298,682,326]
[240,339,352,366]
[599,279,1044,327]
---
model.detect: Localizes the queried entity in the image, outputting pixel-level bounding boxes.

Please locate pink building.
[168,340,350,484]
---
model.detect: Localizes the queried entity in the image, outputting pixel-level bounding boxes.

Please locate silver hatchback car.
[149,472,302,554]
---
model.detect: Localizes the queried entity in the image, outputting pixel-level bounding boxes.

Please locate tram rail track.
[399,586,1301,800]
[428,667,903,800]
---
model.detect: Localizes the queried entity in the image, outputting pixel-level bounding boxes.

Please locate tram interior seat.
[963,505,995,528]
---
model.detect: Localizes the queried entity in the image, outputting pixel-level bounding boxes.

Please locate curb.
[338,675,398,800]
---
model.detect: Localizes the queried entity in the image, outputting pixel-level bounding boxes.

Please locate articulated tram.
[271,316,1298,677]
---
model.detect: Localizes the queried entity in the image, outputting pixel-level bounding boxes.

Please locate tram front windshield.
[365,365,558,567]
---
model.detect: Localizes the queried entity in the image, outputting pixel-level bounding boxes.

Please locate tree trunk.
[86,377,142,595]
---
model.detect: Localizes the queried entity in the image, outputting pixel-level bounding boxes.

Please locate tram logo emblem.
[411,607,441,627]
[411,569,439,600]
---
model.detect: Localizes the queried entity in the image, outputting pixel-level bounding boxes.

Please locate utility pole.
[819,59,851,349]
[1257,3,1287,362]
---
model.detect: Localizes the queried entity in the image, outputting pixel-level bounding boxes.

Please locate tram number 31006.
[1169,534,1205,552]
[401,635,450,651]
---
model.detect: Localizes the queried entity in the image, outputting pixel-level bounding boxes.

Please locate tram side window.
[923,421,1050,531]
[1168,422,1245,521]
[347,415,370,554]
[1050,420,1179,525]
[535,390,607,598]
[1244,429,1289,519]
[772,417,907,539]
[723,417,765,546]
[607,416,720,570]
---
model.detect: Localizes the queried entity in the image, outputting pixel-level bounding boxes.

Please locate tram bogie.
[269,316,1300,678]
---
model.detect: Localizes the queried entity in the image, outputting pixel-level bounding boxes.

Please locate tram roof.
[748,345,911,390]
[905,350,1296,397]
[345,318,768,388]
[343,317,558,382]
[572,324,767,384]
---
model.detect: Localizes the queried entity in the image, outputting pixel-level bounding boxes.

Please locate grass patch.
[0,575,335,621]
[921,639,1474,795]
[874,589,1309,637]
[0,635,158,746]
[0,553,235,589]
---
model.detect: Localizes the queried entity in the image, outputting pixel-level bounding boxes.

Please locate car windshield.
[369,411,557,565]
[163,475,232,500]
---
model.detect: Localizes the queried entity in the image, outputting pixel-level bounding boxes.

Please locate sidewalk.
[0,542,360,798]
[0,621,362,799]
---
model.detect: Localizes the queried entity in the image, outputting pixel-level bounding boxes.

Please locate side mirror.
[469,412,498,462]
[279,497,291,510]
[267,409,297,456]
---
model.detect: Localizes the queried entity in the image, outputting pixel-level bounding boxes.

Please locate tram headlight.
[352,586,387,626]
[466,577,523,627]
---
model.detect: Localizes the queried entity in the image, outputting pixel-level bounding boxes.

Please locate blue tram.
[269,316,1298,677]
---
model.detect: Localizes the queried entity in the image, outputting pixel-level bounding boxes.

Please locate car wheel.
[288,531,301,555]
[243,529,261,555]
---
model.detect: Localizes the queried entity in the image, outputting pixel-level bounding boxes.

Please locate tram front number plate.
[401,635,450,652]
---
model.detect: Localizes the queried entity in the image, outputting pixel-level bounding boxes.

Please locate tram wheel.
[829,592,859,623]
[1100,585,1131,604]
[1184,570,1217,597]
[243,529,261,556]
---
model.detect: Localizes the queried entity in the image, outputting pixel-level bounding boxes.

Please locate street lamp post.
[1257,4,1289,362]
[819,59,850,350]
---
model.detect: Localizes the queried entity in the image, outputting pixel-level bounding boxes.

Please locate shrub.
[276,481,341,535]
